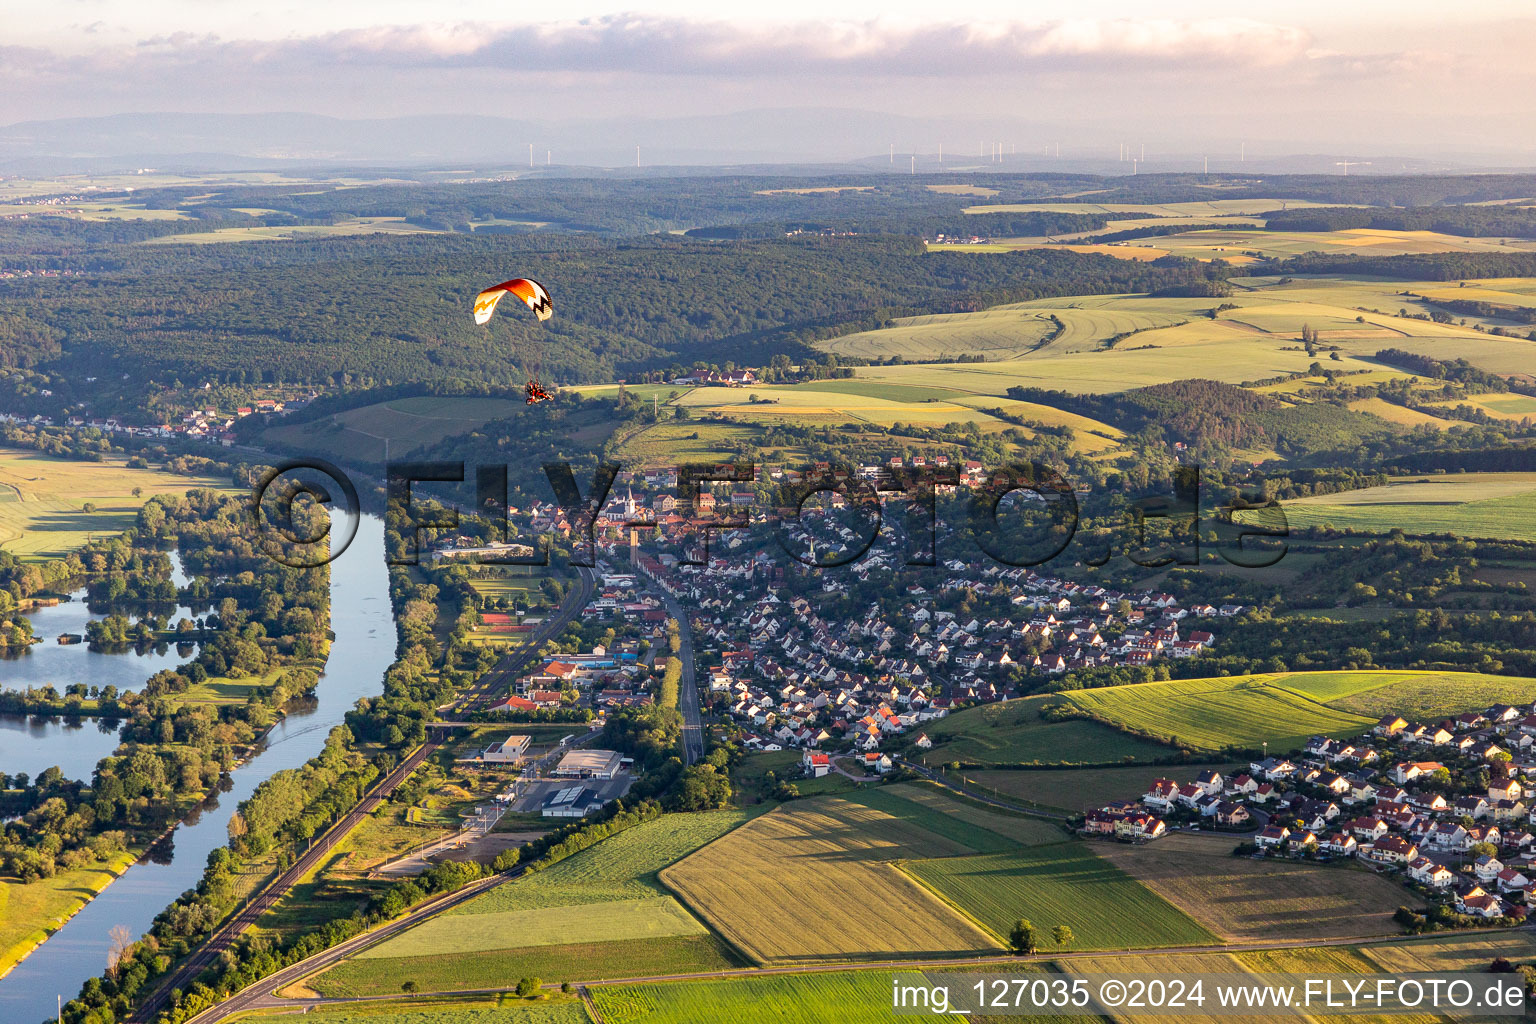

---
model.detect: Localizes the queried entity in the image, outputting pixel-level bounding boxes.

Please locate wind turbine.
[1335,160,1372,175]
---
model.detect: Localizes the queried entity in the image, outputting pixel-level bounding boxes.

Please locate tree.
[1008,918,1036,955]
[516,976,542,997]
[106,924,134,980]
[1052,924,1074,952]
[401,980,419,994]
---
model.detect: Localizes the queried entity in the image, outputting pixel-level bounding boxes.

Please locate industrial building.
[552,749,624,779]
[541,785,608,818]
[480,734,532,764]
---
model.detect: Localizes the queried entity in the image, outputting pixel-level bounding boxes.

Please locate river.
[0,514,394,1024]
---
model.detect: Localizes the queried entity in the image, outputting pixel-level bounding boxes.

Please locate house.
[1256,825,1290,848]
[1365,835,1418,865]
[1375,716,1409,737]
[1408,856,1454,888]
[802,751,830,778]
[1143,779,1178,811]
[1457,892,1507,919]
[1116,813,1166,840]
[863,752,894,775]
[913,732,933,750]
[1321,832,1358,856]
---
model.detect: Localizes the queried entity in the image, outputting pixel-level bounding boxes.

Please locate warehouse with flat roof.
[552,749,623,779]
[479,734,531,764]
[541,785,608,818]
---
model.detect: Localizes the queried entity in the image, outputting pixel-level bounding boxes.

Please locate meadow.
[1274,472,1536,543]
[230,995,591,1024]
[967,764,1238,813]
[905,843,1217,951]
[1059,675,1375,752]
[262,395,527,462]
[847,783,1067,849]
[0,851,138,977]
[0,449,233,560]
[919,695,1178,766]
[659,796,1000,964]
[311,936,739,998]
[356,896,707,958]
[589,969,1077,1024]
[1094,834,1419,941]
[308,811,755,996]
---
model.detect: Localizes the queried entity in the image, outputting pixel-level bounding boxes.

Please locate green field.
[142,216,445,244]
[1060,676,1375,752]
[967,764,1238,813]
[232,995,591,1023]
[449,809,753,915]
[360,896,706,959]
[309,810,755,996]
[1056,670,1532,753]
[843,783,1061,851]
[1292,669,1536,719]
[0,448,233,560]
[920,695,1178,765]
[311,935,738,999]
[1273,473,1536,542]
[263,396,527,462]
[905,843,1218,951]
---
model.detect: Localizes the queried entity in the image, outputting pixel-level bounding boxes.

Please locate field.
[230,995,591,1023]
[659,796,1000,964]
[802,273,1535,394]
[356,896,707,958]
[311,936,739,998]
[0,449,233,560]
[1274,473,1536,542]
[967,764,1238,813]
[905,843,1217,951]
[1095,833,1419,941]
[310,811,755,996]
[1360,930,1536,973]
[844,783,1066,850]
[140,216,447,244]
[920,694,1179,766]
[590,969,1075,1024]
[1295,670,1536,719]
[1058,675,1379,752]
[263,396,527,462]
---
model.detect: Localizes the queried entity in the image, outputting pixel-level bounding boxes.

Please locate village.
[1083,703,1536,926]
[446,462,1233,770]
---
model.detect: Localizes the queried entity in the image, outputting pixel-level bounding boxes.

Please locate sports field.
[1273,472,1536,543]
[659,796,1000,964]
[1094,833,1419,941]
[0,449,232,560]
[920,695,1178,766]
[905,843,1217,951]
[263,395,526,462]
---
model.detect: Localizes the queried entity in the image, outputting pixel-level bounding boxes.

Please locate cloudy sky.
[4,0,1535,160]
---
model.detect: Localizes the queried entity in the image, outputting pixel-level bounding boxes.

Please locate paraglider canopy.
[473,278,552,325]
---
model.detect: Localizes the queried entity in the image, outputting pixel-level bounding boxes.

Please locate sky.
[3,1,1535,161]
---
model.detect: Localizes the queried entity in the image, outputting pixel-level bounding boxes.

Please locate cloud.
[34,15,1319,79]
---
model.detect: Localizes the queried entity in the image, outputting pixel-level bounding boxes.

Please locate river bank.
[0,514,395,1024]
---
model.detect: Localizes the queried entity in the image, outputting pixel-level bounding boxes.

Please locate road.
[658,588,703,765]
[132,564,595,1023]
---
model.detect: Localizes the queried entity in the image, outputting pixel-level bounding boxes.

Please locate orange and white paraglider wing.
[473,278,552,325]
